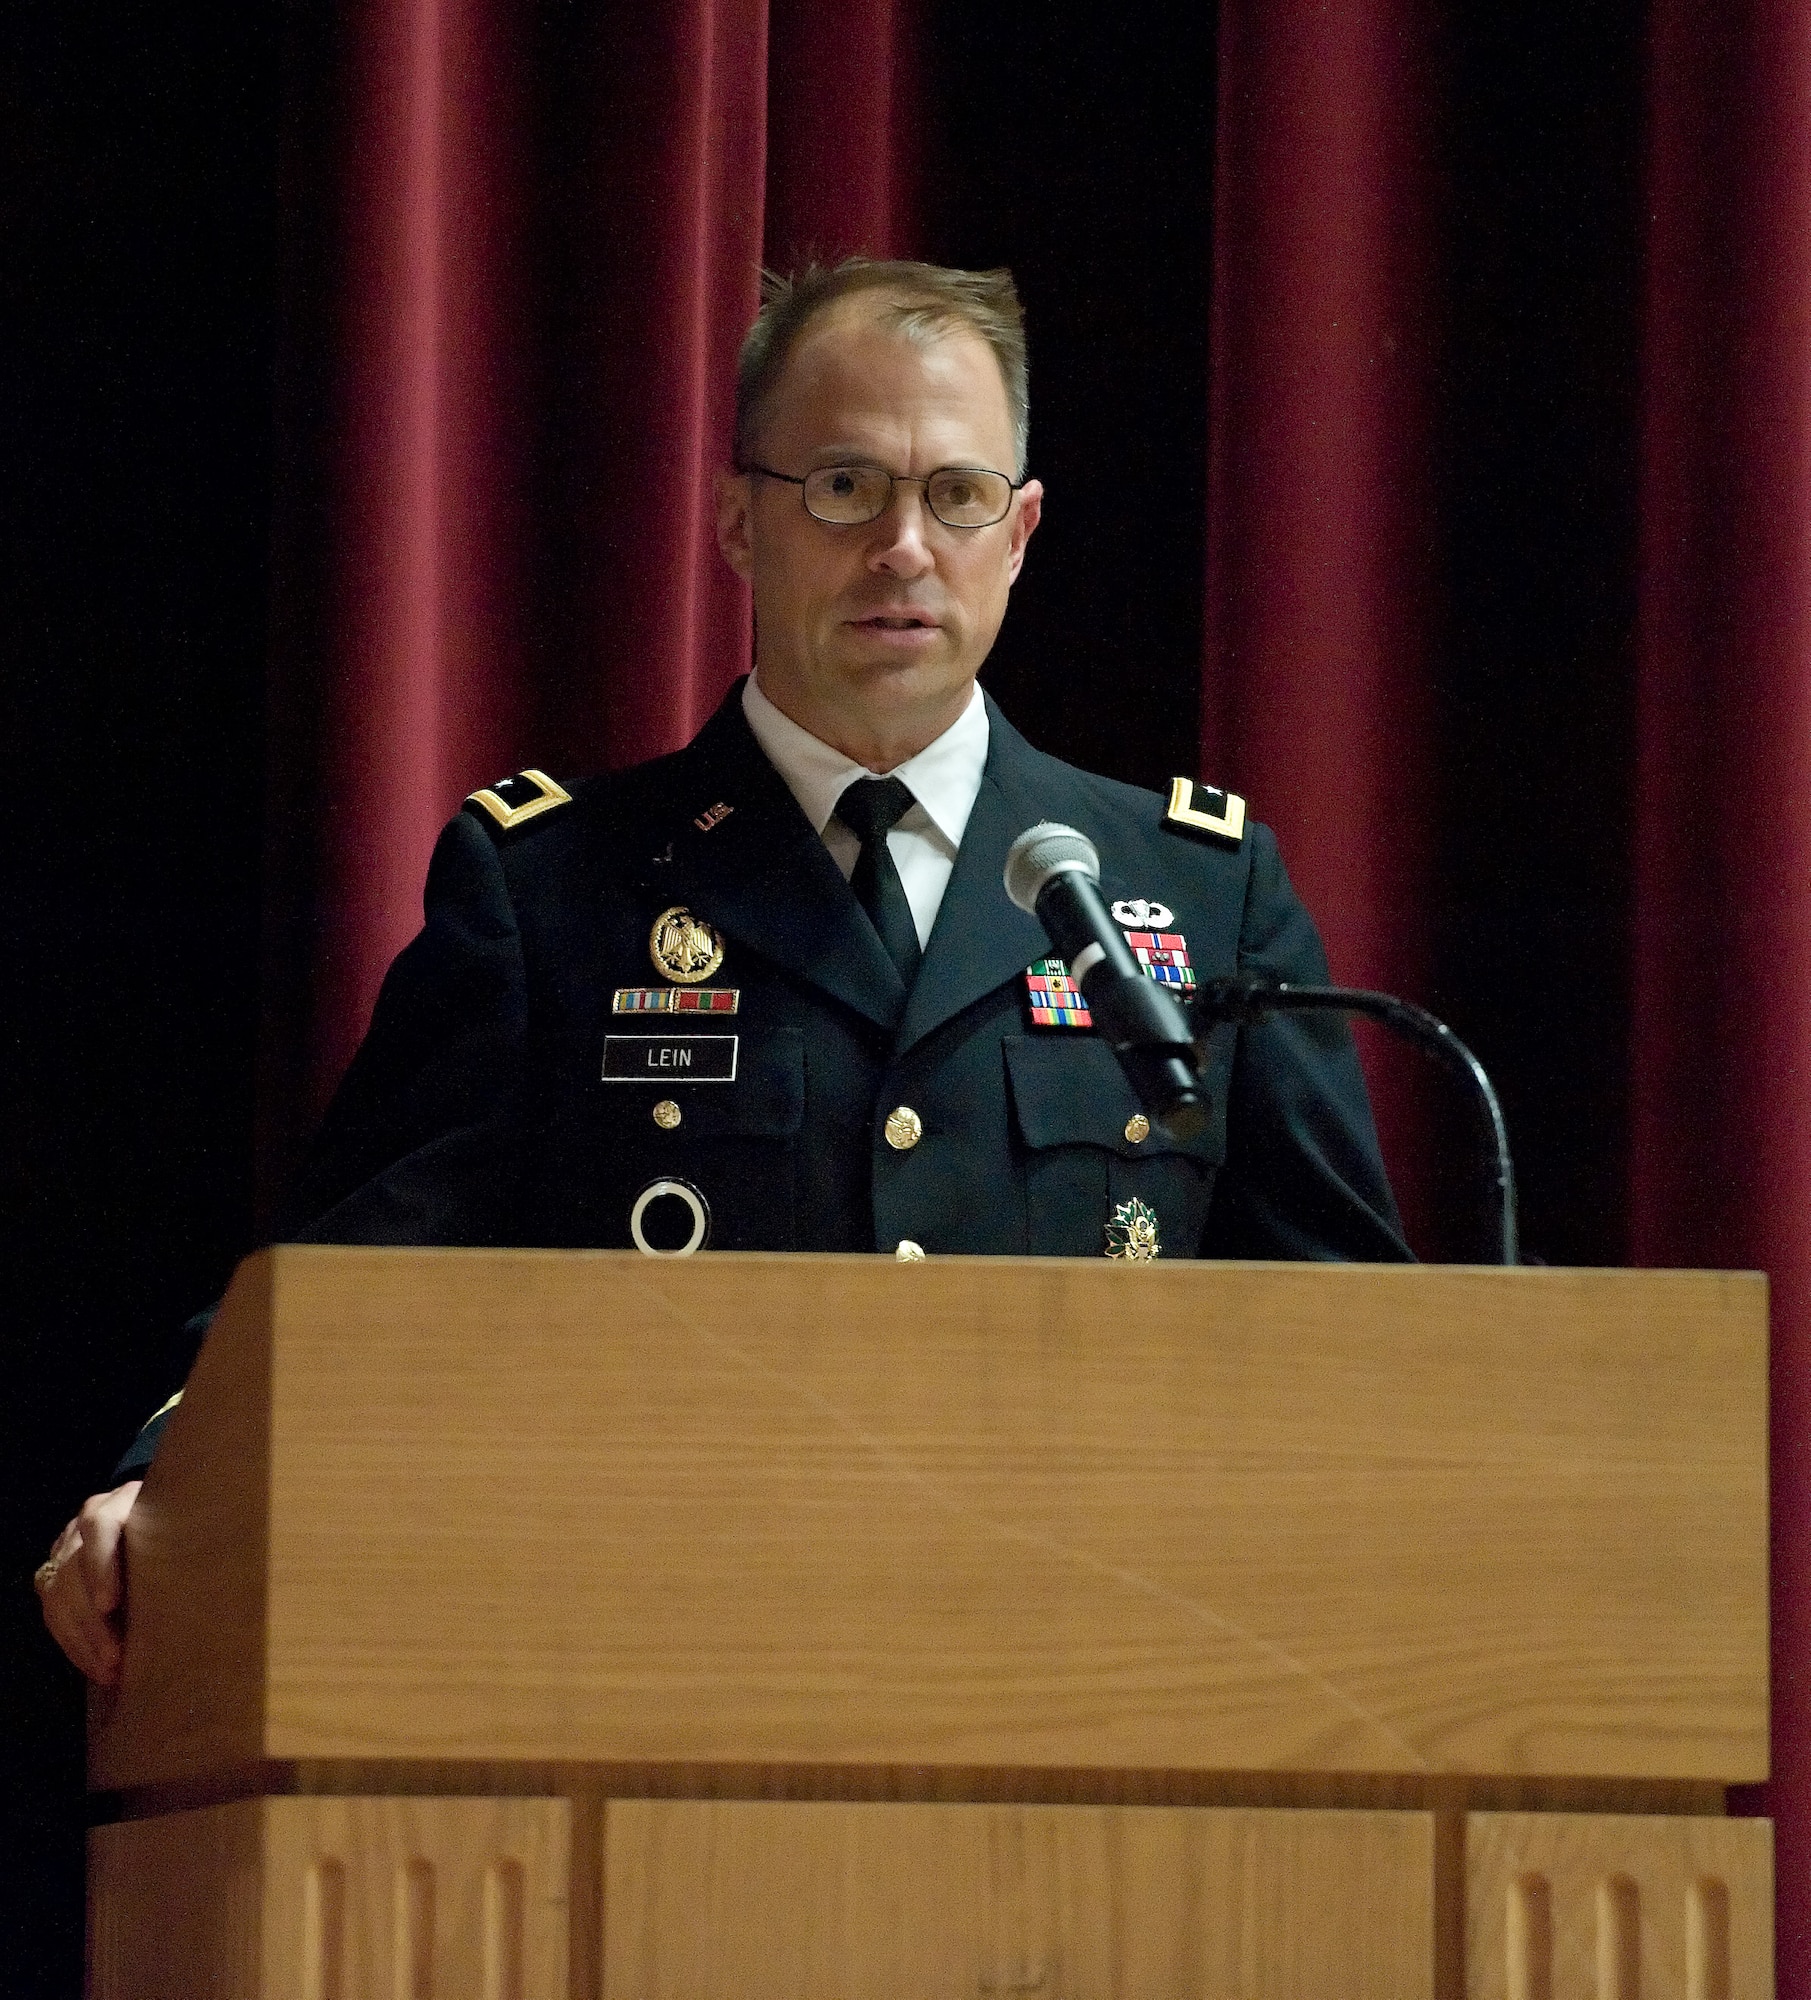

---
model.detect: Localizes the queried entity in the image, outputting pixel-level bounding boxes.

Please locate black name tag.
[601,1034,738,1082]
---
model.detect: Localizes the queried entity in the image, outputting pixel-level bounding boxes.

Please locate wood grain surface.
[91,1248,1768,1792]
[88,1795,570,2000]
[600,1799,1436,2000]
[88,1797,265,2000]
[1466,1810,1773,1999]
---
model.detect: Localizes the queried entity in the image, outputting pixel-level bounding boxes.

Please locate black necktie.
[836,775,923,986]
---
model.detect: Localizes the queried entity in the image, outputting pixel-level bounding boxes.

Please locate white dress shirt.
[741,672,990,948]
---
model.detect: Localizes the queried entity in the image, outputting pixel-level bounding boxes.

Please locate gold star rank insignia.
[464,768,573,831]
[649,905,726,985]
[1163,777,1246,847]
[1105,1197,1162,1261]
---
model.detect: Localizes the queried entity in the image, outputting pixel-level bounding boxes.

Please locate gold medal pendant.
[1105,1197,1161,1261]
[649,906,726,985]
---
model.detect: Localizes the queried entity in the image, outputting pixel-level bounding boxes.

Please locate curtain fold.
[263,0,922,1148]
[556,0,767,778]
[309,0,531,1120]
[765,0,921,269]
[1203,0,1440,1245]
[1633,0,1811,1973]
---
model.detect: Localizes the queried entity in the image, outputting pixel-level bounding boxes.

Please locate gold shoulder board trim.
[1165,776,1247,847]
[466,768,573,831]
[137,1390,183,1435]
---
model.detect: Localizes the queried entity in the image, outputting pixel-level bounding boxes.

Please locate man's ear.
[1006,478,1043,584]
[715,468,755,582]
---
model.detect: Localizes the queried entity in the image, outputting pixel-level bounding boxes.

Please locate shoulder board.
[1163,777,1247,848]
[135,1389,183,1436]
[464,768,573,834]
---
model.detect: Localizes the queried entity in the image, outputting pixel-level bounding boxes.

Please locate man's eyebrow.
[798,447,1001,472]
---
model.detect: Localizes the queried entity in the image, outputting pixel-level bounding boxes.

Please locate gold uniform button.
[1124,1113,1151,1144]
[652,1099,682,1130]
[884,1106,924,1151]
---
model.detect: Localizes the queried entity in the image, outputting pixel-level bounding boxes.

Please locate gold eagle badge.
[649,906,726,985]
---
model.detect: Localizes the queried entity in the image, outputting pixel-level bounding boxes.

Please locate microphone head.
[1004,822,1101,914]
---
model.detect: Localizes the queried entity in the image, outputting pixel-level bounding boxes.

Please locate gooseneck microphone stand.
[1189,974,1520,1268]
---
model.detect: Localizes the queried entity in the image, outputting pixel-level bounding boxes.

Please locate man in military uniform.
[39,257,1407,1683]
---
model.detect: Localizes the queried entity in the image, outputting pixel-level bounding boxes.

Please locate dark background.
[5,5,281,1991]
[4,0,1644,1986]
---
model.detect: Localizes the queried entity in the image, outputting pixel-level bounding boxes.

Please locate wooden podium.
[86,1247,1772,1998]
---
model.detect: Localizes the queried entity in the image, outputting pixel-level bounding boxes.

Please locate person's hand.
[35,1481,142,1685]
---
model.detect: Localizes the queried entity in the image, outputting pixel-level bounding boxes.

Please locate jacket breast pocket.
[1004,1035,1224,1259]
[600,1025,805,1140]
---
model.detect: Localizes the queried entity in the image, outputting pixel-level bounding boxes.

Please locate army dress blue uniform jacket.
[116,682,1406,1477]
[282,680,1406,1260]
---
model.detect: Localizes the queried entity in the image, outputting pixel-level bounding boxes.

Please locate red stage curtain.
[1203,0,1439,1244]
[1633,0,1811,1975]
[765,0,921,272]
[263,0,918,1146]
[305,0,538,1132]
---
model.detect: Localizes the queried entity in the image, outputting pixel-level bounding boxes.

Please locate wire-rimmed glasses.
[743,462,1025,529]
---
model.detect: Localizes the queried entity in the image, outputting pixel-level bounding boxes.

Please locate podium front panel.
[90,1249,1767,1791]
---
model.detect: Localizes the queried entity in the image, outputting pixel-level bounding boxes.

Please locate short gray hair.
[735,258,1030,480]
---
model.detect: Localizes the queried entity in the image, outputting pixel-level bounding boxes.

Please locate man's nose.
[868,485,936,576]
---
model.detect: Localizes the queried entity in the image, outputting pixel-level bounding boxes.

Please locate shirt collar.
[741,671,990,850]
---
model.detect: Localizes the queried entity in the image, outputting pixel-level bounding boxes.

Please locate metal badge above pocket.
[602,1035,738,1082]
[649,905,725,984]
[1111,897,1173,928]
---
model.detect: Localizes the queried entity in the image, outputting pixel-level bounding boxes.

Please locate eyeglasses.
[742,461,1025,529]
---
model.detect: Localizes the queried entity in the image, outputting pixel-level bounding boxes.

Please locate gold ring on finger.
[33,1556,65,1596]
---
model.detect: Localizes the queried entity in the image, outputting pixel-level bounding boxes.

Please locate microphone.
[1004,823,1208,1139]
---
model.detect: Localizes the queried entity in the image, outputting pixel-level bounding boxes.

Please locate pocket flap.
[1004,1036,1222,1160]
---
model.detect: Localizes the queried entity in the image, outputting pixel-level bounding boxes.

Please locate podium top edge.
[252,1245,1767,1283]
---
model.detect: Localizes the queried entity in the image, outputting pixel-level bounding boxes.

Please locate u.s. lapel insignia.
[1025,957,1094,1028]
[1122,928,1195,991]
[649,906,726,985]
[1164,777,1246,847]
[613,986,739,1015]
[1105,1197,1162,1261]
